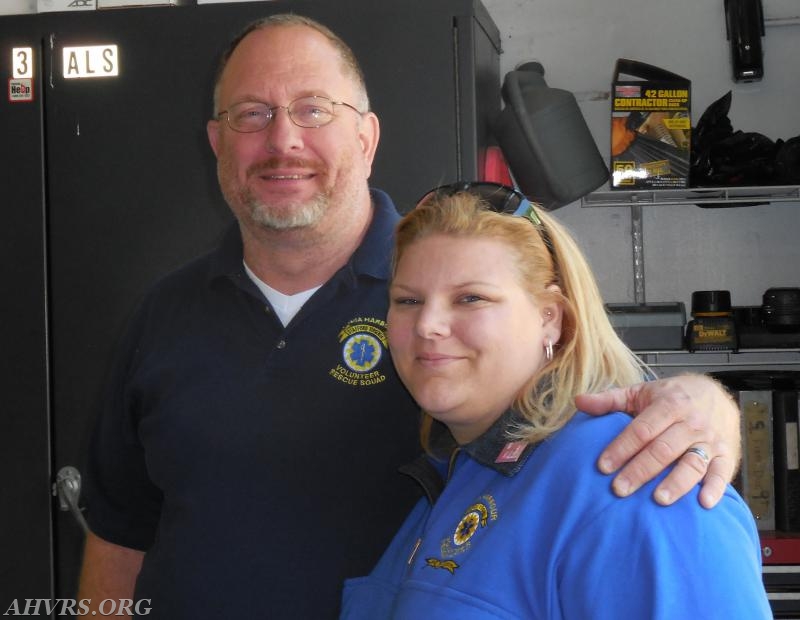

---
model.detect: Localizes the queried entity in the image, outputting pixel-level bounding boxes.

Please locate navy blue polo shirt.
[85,189,422,619]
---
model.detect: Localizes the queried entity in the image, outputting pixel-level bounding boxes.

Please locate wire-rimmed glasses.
[217,95,362,132]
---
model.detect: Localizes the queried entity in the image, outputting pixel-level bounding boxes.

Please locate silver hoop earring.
[544,338,554,362]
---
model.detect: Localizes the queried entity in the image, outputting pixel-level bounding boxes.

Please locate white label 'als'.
[63,45,119,79]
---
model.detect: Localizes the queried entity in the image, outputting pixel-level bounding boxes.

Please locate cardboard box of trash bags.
[610,59,691,189]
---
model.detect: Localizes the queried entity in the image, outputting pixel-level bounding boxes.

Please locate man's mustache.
[246,158,324,176]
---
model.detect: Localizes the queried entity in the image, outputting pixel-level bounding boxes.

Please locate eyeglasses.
[217,96,362,132]
[418,181,555,255]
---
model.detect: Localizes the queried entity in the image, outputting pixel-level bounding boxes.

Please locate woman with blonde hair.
[342,182,770,619]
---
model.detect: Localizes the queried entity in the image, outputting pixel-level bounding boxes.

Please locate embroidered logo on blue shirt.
[452,500,492,547]
[425,558,459,574]
[426,494,499,572]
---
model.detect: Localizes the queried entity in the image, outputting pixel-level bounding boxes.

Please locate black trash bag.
[691,91,734,172]
[775,136,800,185]
[705,131,778,186]
[690,90,779,187]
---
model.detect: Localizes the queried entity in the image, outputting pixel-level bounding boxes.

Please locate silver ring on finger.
[685,445,710,465]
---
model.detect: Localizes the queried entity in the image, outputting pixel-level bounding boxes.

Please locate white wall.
[483,0,800,313]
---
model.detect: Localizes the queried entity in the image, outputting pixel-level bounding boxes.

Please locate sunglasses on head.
[417,181,554,255]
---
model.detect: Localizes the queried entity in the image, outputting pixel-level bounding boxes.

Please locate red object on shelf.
[482,146,514,187]
[760,532,800,564]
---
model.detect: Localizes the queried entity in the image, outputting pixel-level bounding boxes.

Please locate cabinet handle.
[52,465,89,535]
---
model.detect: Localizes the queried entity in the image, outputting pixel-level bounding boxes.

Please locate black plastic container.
[762,287,800,333]
[686,290,737,351]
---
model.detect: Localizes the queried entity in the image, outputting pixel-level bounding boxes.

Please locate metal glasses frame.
[217,95,362,132]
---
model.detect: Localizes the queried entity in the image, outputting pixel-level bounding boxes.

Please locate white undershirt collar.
[243,261,321,327]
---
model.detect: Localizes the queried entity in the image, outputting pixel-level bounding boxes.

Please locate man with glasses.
[78,14,741,619]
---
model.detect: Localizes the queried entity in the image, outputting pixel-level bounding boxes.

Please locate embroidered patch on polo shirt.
[328,316,389,387]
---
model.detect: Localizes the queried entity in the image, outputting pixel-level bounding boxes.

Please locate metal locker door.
[0,23,52,607]
[40,7,233,600]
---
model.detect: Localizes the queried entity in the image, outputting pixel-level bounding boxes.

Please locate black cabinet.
[0,0,499,603]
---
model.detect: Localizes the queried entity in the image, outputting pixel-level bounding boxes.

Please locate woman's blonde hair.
[393,190,648,449]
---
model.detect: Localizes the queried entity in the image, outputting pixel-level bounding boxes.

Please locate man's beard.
[220,157,329,231]
[246,189,328,230]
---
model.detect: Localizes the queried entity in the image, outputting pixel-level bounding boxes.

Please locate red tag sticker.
[495,441,526,464]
